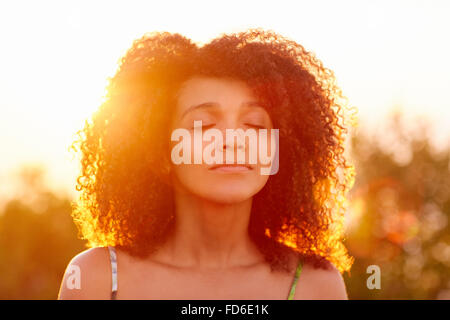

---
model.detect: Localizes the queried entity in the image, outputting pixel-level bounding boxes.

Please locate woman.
[59,29,355,300]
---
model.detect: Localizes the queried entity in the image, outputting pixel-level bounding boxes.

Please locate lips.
[208,164,253,172]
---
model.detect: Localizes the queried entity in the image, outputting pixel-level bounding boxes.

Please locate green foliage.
[344,113,450,299]
[0,166,86,299]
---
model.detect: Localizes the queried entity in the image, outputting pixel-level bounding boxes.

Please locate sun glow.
[1,0,449,201]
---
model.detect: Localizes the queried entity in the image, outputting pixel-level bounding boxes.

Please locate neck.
[159,187,263,270]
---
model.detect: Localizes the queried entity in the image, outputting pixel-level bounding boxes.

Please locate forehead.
[176,76,256,110]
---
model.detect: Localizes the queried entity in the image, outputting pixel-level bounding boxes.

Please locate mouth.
[208,164,253,172]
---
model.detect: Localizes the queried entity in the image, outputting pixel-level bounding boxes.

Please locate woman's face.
[169,76,275,204]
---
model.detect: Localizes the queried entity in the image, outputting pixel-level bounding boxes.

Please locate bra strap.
[108,246,118,300]
[287,259,303,300]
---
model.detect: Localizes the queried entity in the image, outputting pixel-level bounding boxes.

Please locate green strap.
[287,260,303,300]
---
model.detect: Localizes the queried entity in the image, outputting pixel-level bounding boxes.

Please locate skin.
[58,77,348,300]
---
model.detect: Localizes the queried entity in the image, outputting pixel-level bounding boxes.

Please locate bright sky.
[1,0,449,201]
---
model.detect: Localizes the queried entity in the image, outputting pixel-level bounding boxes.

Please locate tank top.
[107,246,303,300]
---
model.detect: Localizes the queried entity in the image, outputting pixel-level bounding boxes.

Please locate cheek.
[169,129,211,165]
[247,131,277,170]
[172,160,201,181]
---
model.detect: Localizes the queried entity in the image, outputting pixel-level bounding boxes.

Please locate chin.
[195,183,261,204]
[173,169,269,204]
[202,191,254,204]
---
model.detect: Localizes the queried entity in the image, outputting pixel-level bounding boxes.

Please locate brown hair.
[70,29,355,273]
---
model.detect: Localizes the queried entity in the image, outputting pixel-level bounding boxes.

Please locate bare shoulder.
[294,259,348,300]
[58,247,112,300]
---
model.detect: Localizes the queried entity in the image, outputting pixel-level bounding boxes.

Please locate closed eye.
[190,123,216,130]
[244,123,266,129]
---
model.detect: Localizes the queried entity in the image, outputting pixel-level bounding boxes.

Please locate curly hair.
[70,29,356,274]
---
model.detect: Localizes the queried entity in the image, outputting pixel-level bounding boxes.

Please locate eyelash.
[190,124,215,130]
[244,123,266,129]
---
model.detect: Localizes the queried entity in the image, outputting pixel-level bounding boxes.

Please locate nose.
[220,128,247,165]
[223,132,245,151]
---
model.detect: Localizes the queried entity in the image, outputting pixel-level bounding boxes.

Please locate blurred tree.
[0,110,449,299]
[344,112,450,299]
[0,165,86,299]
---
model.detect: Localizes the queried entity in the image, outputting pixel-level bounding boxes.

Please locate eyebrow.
[181,102,219,119]
[181,101,264,119]
[242,101,265,109]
